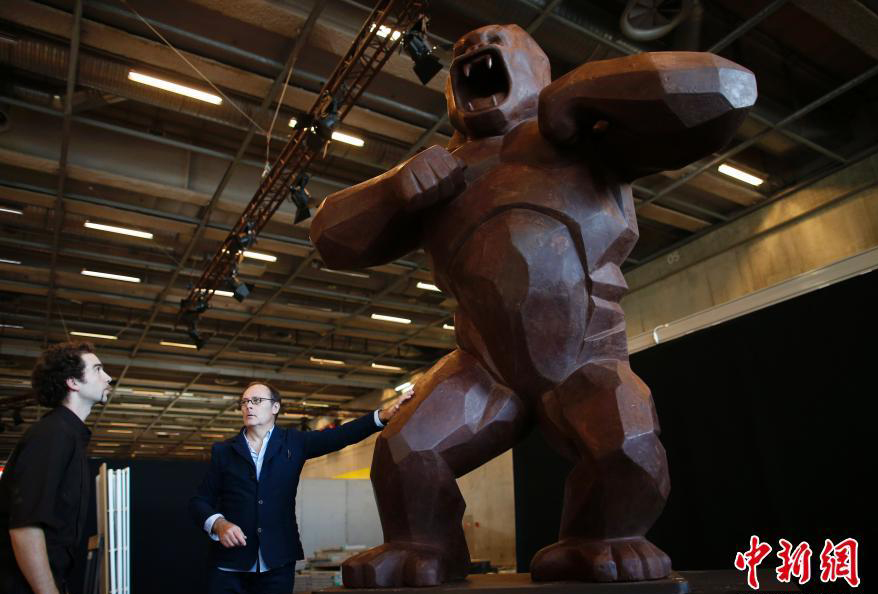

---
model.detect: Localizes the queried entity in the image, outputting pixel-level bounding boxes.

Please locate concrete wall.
[623,153,878,337]
[295,478,383,558]
[302,436,517,569]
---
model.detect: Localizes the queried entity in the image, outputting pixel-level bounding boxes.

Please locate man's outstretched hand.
[378,388,414,424]
[213,518,247,548]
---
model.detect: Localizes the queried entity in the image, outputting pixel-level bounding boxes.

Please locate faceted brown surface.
[310,23,756,588]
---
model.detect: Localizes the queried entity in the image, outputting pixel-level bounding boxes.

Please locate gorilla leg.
[342,349,531,588]
[530,359,672,582]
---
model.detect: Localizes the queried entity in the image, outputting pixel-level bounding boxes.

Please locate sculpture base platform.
[319,572,689,593]
[317,569,801,593]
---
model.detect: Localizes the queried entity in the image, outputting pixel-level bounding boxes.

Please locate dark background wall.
[514,269,873,589]
[71,458,210,594]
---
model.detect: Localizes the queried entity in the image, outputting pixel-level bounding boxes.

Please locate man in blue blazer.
[190,381,407,593]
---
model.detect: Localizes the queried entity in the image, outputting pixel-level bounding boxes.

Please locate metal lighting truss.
[181,0,428,326]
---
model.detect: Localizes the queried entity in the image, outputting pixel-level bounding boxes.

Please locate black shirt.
[0,405,92,588]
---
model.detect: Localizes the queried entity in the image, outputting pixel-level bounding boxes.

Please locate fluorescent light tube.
[128,71,222,105]
[370,23,402,40]
[718,164,764,186]
[310,356,345,365]
[395,382,413,392]
[0,206,23,215]
[288,119,364,146]
[331,131,365,147]
[417,282,441,292]
[160,340,198,349]
[323,268,370,279]
[84,221,153,239]
[371,313,411,324]
[0,258,22,264]
[243,250,277,262]
[197,289,234,298]
[70,331,118,340]
[443,323,455,331]
[372,362,403,371]
[107,429,133,434]
[81,269,141,283]
[0,323,24,329]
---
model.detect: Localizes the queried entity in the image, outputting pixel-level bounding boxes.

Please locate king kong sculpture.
[310,23,756,588]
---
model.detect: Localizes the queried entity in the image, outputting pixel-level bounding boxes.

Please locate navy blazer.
[189,413,382,570]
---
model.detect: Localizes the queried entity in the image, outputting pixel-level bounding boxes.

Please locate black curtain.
[71,458,211,594]
[514,269,873,589]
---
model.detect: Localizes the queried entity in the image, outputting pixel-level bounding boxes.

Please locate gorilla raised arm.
[539,52,757,180]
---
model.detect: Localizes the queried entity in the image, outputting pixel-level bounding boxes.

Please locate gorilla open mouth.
[453,48,509,112]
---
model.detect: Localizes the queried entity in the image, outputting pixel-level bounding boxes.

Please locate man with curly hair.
[0,342,112,594]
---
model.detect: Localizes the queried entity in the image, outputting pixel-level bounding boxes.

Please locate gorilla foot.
[342,542,468,588]
[531,537,671,582]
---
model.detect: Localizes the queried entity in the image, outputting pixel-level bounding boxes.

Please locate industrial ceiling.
[1,0,877,459]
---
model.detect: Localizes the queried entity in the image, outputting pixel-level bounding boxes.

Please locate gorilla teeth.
[461,54,493,78]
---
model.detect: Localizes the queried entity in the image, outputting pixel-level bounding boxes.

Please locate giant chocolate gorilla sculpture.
[311,24,756,588]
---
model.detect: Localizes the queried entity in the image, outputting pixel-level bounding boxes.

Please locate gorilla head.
[446,24,551,139]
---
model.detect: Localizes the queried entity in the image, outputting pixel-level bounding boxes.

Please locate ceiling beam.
[0,341,392,389]
[95,7,331,424]
[43,0,83,342]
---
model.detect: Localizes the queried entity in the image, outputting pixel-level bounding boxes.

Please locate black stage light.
[290,174,312,224]
[232,221,256,253]
[187,326,206,350]
[403,18,442,85]
[12,409,23,426]
[181,295,209,316]
[179,295,208,349]
[229,274,254,303]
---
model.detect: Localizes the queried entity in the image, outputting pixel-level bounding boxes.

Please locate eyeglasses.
[238,397,277,408]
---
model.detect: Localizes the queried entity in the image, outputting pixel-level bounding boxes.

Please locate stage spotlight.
[290,174,312,224]
[317,95,342,141]
[232,221,256,253]
[403,18,442,85]
[187,326,206,350]
[229,274,254,303]
[179,295,208,349]
[181,295,209,316]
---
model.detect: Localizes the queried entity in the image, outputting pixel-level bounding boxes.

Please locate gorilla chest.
[426,157,635,284]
